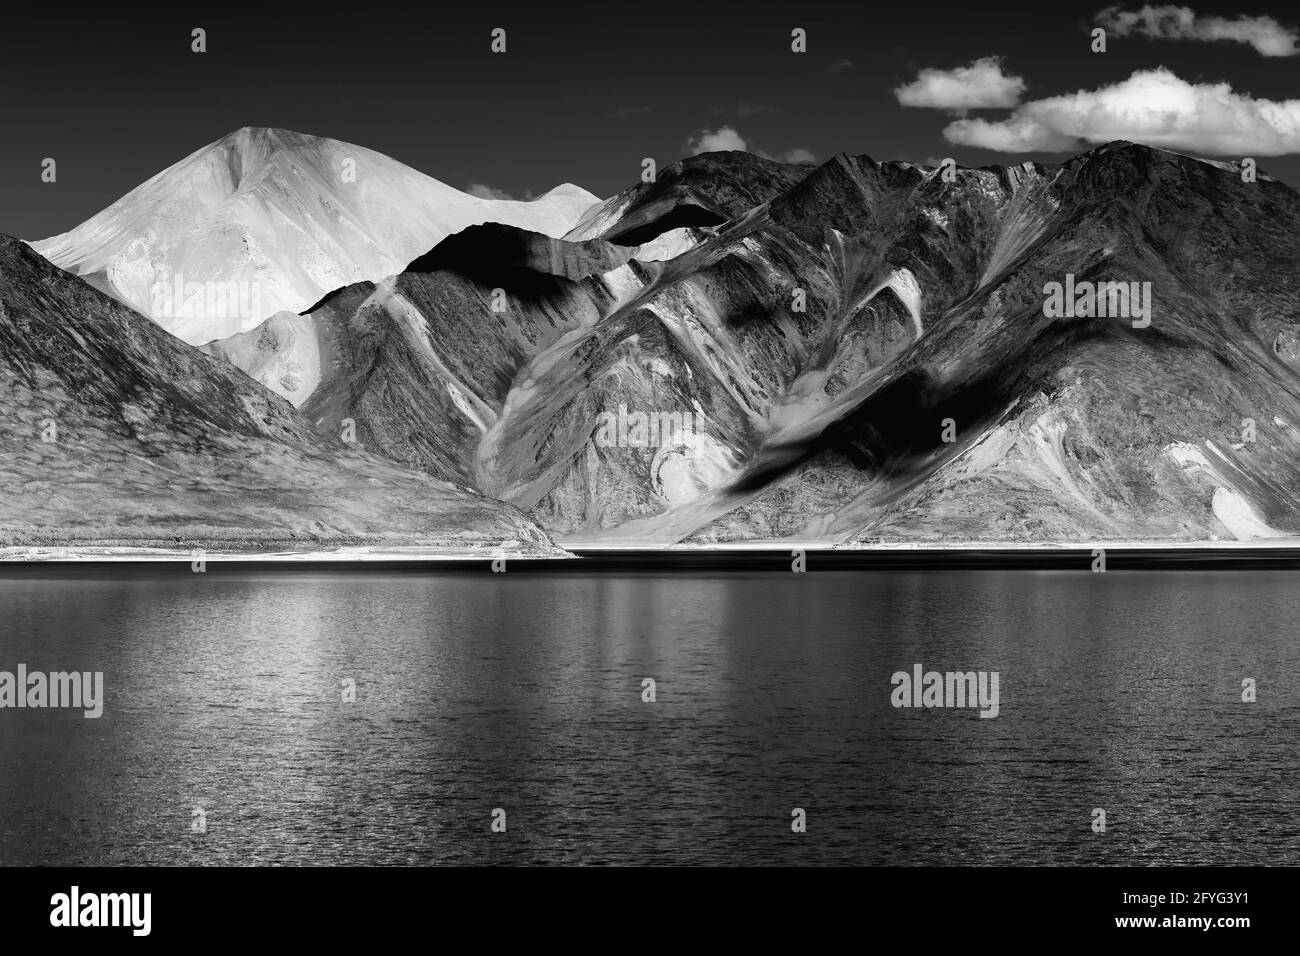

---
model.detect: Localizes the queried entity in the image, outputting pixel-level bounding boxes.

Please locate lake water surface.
[1,569,1297,865]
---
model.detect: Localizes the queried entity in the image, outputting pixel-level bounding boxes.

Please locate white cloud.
[687,126,749,154]
[1097,5,1298,57]
[777,148,818,164]
[946,115,1079,152]
[944,67,1300,155]
[466,183,517,200]
[686,126,815,164]
[895,57,1027,113]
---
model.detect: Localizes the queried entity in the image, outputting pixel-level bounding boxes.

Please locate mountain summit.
[31,128,600,344]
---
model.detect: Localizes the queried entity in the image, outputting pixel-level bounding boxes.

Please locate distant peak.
[1077,139,1195,163]
[535,182,602,204]
[221,126,310,142]
[1072,139,1215,172]
[211,127,331,159]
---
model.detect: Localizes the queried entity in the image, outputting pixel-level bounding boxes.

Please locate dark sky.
[4,0,1296,239]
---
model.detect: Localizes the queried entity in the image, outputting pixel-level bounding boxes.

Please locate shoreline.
[5,542,1300,571]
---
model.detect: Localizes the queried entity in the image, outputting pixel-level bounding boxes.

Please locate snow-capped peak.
[31,127,601,345]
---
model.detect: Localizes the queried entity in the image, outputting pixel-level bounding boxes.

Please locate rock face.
[207,144,1300,545]
[31,127,600,345]
[200,311,323,407]
[0,235,559,554]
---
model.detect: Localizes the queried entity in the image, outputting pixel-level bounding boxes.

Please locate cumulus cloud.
[895,57,1027,113]
[778,147,818,163]
[1097,5,1298,57]
[943,67,1300,155]
[466,183,517,201]
[686,126,816,164]
[945,115,1079,152]
[687,125,749,154]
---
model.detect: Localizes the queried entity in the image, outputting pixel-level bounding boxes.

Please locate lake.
[1,568,1297,865]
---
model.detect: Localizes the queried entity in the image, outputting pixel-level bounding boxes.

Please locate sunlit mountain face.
[31,128,598,345]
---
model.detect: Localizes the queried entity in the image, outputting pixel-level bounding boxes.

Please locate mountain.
[564,150,811,244]
[206,144,1300,545]
[0,233,559,555]
[31,127,600,345]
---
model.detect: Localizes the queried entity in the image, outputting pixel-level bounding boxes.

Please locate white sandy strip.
[561,538,1300,551]
[0,547,575,563]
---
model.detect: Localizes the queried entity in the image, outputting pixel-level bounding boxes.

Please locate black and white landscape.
[2,0,1299,907]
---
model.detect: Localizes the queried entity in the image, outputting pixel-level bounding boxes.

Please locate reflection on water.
[1,569,1297,865]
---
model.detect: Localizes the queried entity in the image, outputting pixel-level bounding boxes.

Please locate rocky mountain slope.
[31,128,599,345]
[195,144,1300,545]
[0,234,558,554]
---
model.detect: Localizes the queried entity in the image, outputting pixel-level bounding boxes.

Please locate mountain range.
[8,127,1300,552]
